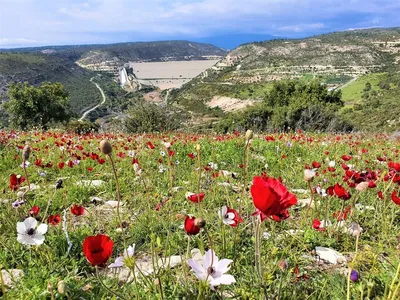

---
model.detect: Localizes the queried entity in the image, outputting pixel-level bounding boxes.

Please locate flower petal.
[221,206,227,216]
[210,274,236,286]
[17,221,26,234]
[187,259,206,280]
[226,212,235,219]
[109,257,124,268]
[203,249,218,269]
[24,217,37,230]
[215,259,233,274]
[33,233,45,245]
[36,224,48,235]
[17,234,36,245]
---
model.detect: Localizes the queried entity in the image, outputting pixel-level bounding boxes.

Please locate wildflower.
[83,234,114,266]
[20,161,30,168]
[128,150,135,157]
[326,183,351,200]
[55,179,63,189]
[188,153,196,159]
[109,244,135,268]
[350,270,359,282]
[12,200,25,208]
[304,169,316,182]
[391,190,400,205]
[342,155,352,161]
[184,216,202,235]
[312,161,321,169]
[186,192,205,203]
[99,140,112,155]
[187,249,235,290]
[250,176,297,220]
[47,214,61,225]
[17,217,48,246]
[9,173,25,191]
[219,206,242,227]
[70,204,85,216]
[312,219,331,231]
[28,206,40,216]
[146,141,155,149]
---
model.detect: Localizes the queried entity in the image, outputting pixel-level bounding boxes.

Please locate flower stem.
[95,266,129,300]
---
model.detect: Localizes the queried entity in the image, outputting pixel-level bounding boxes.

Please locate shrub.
[66,120,99,134]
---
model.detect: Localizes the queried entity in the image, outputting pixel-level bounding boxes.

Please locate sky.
[1,0,400,49]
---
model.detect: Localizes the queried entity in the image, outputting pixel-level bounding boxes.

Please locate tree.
[4,82,71,129]
[124,102,187,133]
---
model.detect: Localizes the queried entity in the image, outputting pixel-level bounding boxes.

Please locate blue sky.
[1,0,399,49]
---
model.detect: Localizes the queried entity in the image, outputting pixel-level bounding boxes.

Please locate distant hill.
[169,27,400,115]
[0,40,227,123]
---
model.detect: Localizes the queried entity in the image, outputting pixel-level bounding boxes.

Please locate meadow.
[0,130,399,299]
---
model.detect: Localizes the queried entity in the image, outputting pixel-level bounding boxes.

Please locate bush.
[66,120,99,134]
[124,102,188,133]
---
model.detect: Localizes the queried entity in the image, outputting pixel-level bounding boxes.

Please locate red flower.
[186,192,205,203]
[29,206,40,216]
[188,153,196,159]
[47,214,61,225]
[270,209,290,222]
[146,141,155,149]
[34,159,43,167]
[388,161,400,172]
[184,216,201,235]
[71,204,85,216]
[312,219,325,231]
[97,158,106,165]
[221,206,243,227]
[58,162,65,169]
[342,155,352,161]
[83,234,114,266]
[250,176,297,218]
[377,190,384,200]
[391,191,400,205]
[312,161,321,169]
[9,173,25,191]
[327,183,351,200]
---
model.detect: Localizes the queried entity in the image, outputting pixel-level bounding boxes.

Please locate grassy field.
[341,73,385,103]
[0,130,399,299]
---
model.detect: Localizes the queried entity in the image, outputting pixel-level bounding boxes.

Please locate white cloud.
[0,0,399,47]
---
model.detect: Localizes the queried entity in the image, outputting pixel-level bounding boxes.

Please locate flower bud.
[196,144,201,151]
[355,181,369,192]
[194,218,206,228]
[279,259,288,271]
[22,145,31,161]
[304,169,316,182]
[57,280,67,295]
[153,278,160,287]
[245,130,253,141]
[350,270,359,282]
[99,139,112,155]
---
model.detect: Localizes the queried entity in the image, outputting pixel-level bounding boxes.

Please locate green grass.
[0,131,399,299]
[340,73,385,103]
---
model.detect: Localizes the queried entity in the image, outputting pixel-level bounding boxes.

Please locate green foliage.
[341,72,400,131]
[124,102,188,133]
[217,79,350,132]
[4,82,71,129]
[65,120,99,134]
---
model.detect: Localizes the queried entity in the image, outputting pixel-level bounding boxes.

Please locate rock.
[0,199,11,204]
[20,183,40,191]
[76,180,104,187]
[297,198,313,208]
[104,201,122,208]
[1,269,24,288]
[106,248,202,282]
[316,247,347,265]
[292,189,308,194]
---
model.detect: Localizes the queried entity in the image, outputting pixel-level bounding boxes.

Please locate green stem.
[95,266,129,300]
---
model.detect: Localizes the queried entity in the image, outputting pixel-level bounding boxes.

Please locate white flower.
[133,163,142,176]
[187,249,235,290]
[304,169,316,181]
[159,165,166,173]
[109,244,135,268]
[160,151,166,157]
[328,160,336,167]
[218,206,235,226]
[20,161,30,168]
[316,187,327,197]
[59,146,65,151]
[208,162,218,170]
[128,150,135,157]
[17,217,48,246]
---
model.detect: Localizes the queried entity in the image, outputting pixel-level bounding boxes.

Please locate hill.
[168,28,400,123]
[0,41,227,125]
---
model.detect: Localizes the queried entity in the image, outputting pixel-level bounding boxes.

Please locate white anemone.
[187,249,235,289]
[17,217,48,246]
[219,206,236,225]
[109,244,135,268]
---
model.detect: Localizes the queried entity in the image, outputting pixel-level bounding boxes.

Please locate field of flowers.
[0,130,399,299]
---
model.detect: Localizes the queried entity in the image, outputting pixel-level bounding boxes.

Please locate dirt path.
[79,77,106,121]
